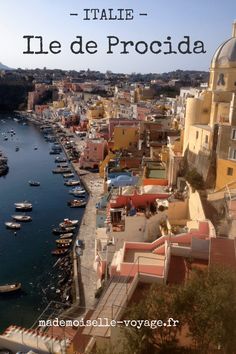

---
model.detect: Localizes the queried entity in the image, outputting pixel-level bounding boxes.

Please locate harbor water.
[0,115,85,331]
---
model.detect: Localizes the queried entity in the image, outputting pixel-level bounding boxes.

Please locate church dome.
[211,22,236,69]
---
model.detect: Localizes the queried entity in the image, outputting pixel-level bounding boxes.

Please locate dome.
[211,23,236,68]
[212,37,236,68]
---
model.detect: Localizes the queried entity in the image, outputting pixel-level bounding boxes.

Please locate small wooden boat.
[14,201,32,211]
[52,227,75,235]
[67,199,86,208]
[12,215,32,222]
[60,233,73,239]
[0,282,21,293]
[5,222,21,230]
[28,180,40,186]
[64,180,80,186]
[56,238,72,244]
[59,219,78,228]
[51,249,69,256]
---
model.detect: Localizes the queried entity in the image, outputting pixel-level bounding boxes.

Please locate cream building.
[183,22,236,189]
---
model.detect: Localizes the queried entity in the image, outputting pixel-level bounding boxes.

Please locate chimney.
[232,21,236,37]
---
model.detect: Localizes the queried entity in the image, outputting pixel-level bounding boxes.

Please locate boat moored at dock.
[67,199,87,208]
[51,249,69,256]
[59,219,78,228]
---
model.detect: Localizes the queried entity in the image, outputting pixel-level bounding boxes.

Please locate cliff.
[0,81,33,112]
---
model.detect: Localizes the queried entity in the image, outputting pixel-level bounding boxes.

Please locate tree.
[176,266,236,353]
[94,266,236,354]
[185,168,204,190]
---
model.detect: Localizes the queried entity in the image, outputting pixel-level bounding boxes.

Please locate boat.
[56,239,72,244]
[28,180,40,186]
[34,146,38,150]
[60,233,73,239]
[57,164,68,168]
[4,136,8,141]
[76,239,84,248]
[63,173,74,178]
[15,146,19,152]
[59,219,78,228]
[52,168,71,174]
[67,199,87,208]
[52,227,75,235]
[51,249,69,256]
[14,201,32,211]
[72,189,86,196]
[11,215,32,222]
[64,180,80,186]
[55,157,67,163]
[0,283,21,293]
[5,222,21,230]
[57,243,72,248]
[49,150,61,155]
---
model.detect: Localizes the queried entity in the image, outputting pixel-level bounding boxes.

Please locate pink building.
[79,139,108,169]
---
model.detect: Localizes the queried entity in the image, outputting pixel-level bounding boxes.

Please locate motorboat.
[51,249,69,256]
[55,157,67,163]
[15,146,19,152]
[52,168,71,174]
[63,173,74,178]
[72,189,86,196]
[11,215,32,222]
[5,222,21,230]
[0,283,21,293]
[60,233,73,239]
[59,219,78,228]
[28,180,40,186]
[67,199,87,208]
[52,227,75,235]
[14,201,32,211]
[57,243,71,248]
[56,239,72,244]
[64,180,80,186]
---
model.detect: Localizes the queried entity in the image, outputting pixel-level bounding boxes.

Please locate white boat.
[12,215,32,222]
[28,180,40,186]
[5,222,21,230]
[59,219,78,228]
[72,189,86,196]
[60,233,73,239]
[14,201,32,211]
[63,173,74,178]
[64,180,80,186]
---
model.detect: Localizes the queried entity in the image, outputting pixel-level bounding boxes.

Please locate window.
[229,148,236,160]
[205,135,209,144]
[227,167,233,176]
[231,129,236,140]
[196,131,199,139]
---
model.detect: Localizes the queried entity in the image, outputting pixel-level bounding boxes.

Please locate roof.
[209,238,236,269]
[212,37,236,68]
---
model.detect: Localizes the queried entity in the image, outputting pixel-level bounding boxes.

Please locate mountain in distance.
[0,62,13,70]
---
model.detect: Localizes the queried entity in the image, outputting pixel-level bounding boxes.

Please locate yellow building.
[52,100,65,109]
[183,22,236,190]
[113,125,139,150]
[87,101,105,120]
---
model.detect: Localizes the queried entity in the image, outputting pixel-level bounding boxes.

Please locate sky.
[0,0,236,73]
